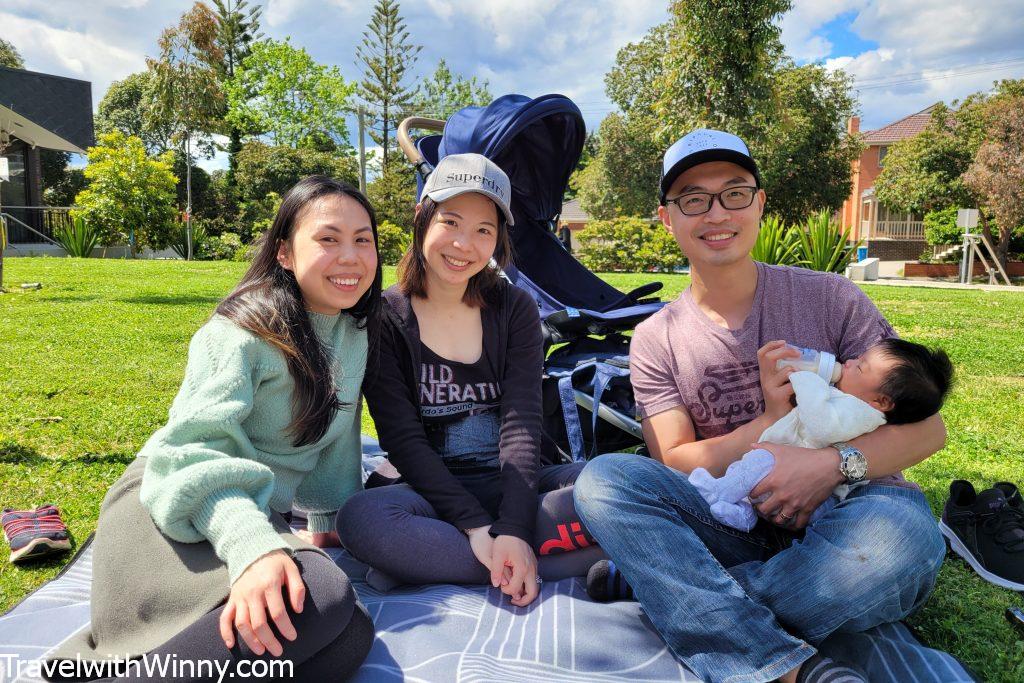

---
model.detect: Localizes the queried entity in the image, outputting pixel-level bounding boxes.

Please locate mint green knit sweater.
[138,311,366,584]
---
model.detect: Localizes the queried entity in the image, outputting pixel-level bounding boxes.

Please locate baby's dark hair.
[876,338,954,424]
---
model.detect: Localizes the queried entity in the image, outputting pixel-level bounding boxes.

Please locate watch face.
[846,453,868,479]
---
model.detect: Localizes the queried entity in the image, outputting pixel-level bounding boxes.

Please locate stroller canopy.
[416,94,664,324]
[435,94,583,224]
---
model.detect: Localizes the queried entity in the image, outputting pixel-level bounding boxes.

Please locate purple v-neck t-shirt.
[630,262,915,488]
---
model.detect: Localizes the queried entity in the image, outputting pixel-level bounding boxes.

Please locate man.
[573,129,947,683]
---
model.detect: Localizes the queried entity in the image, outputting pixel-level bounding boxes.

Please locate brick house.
[841,105,937,260]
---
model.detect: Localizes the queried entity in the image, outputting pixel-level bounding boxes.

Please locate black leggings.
[337,462,605,586]
[47,551,373,682]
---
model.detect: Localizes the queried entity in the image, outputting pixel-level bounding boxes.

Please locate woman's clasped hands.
[467,525,540,607]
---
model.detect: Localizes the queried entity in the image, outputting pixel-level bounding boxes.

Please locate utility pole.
[358,105,367,194]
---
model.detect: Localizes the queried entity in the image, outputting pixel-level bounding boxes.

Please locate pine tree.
[356,0,421,173]
[209,0,263,183]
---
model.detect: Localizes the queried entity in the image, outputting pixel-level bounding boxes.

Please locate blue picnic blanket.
[0,439,975,683]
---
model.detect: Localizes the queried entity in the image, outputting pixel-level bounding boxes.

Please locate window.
[877,145,889,167]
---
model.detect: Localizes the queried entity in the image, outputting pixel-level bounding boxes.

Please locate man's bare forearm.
[658,413,777,476]
[849,413,946,478]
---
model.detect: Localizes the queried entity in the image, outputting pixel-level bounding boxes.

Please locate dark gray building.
[0,66,94,243]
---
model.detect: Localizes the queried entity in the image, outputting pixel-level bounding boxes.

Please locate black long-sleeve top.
[362,282,543,542]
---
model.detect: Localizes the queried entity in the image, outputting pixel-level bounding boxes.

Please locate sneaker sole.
[9,536,71,564]
[939,520,1024,591]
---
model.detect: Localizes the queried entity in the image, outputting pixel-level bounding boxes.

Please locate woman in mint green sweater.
[47,176,382,681]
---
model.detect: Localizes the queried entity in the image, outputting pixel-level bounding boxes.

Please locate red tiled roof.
[861,104,940,144]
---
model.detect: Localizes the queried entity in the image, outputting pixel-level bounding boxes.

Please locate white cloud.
[829,0,1024,129]
[0,11,144,103]
[4,0,1020,147]
[780,0,868,62]
[265,0,306,27]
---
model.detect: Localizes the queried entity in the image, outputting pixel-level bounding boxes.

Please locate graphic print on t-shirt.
[419,343,502,422]
[690,360,765,439]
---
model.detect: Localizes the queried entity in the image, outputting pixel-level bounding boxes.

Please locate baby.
[690,338,953,531]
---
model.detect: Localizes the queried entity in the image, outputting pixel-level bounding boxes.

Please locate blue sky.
[4,0,1024,171]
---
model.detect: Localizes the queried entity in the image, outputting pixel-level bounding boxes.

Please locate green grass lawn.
[2,257,1023,680]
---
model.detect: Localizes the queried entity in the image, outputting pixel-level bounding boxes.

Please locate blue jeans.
[573,454,946,683]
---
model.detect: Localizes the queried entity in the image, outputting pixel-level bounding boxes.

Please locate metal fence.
[0,206,73,243]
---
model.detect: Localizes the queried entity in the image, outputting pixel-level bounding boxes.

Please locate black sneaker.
[994,482,1023,510]
[939,480,1024,591]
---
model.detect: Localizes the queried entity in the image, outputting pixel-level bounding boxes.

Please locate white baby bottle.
[776,345,841,384]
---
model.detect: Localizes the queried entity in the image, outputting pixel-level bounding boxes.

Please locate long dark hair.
[397,195,512,307]
[215,175,383,447]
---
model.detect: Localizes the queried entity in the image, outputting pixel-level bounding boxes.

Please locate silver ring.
[535,576,544,584]
[779,511,794,520]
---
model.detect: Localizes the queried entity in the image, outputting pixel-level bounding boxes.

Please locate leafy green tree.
[873,104,975,215]
[605,24,670,118]
[376,220,412,265]
[413,58,491,120]
[963,95,1024,266]
[39,150,88,207]
[577,26,669,219]
[71,132,178,257]
[234,141,359,199]
[753,62,861,224]
[148,2,225,259]
[576,216,686,272]
[577,114,661,220]
[226,39,355,149]
[367,162,417,230]
[233,141,359,240]
[357,0,422,172]
[209,0,263,181]
[95,72,175,154]
[0,37,25,69]
[655,0,789,136]
[566,131,601,200]
[922,206,962,246]
[874,81,1024,266]
[169,152,212,218]
[581,1,856,224]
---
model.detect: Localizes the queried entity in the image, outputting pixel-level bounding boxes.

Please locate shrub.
[376,220,411,266]
[751,214,801,266]
[72,132,177,258]
[240,192,282,244]
[576,216,686,272]
[203,232,244,261]
[170,221,208,260]
[793,210,861,273]
[54,216,100,258]
[923,206,963,246]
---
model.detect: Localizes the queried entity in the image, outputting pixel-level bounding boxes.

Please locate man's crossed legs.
[573,454,945,683]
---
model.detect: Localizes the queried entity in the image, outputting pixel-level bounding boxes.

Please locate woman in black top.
[337,154,603,606]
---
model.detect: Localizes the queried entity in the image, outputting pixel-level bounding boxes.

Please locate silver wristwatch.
[833,441,868,484]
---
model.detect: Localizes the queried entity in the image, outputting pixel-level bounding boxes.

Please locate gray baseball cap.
[422,153,515,226]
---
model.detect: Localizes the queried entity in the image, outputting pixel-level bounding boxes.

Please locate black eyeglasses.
[665,186,758,216]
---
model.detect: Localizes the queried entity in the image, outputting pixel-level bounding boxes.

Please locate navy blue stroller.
[396,93,666,463]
